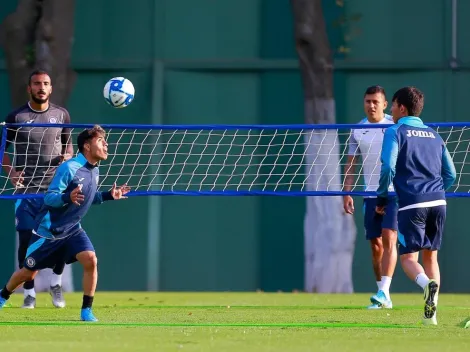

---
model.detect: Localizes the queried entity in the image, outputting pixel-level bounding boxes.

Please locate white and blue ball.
[103,77,135,108]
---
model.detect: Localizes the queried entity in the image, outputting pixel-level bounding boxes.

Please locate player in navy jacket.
[0,125,130,322]
[376,87,456,326]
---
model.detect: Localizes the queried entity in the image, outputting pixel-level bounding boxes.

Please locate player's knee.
[381,229,397,249]
[370,239,383,257]
[19,267,36,281]
[400,254,417,266]
[422,250,438,266]
[79,251,98,271]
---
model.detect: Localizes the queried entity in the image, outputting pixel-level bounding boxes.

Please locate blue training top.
[377,116,456,209]
[34,153,114,239]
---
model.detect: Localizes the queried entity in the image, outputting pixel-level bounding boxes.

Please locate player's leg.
[64,230,98,322]
[0,267,38,308]
[76,251,98,319]
[420,205,446,324]
[49,261,66,308]
[370,199,398,308]
[15,198,39,308]
[398,207,438,325]
[17,230,37,308]
[363,198,384,309]
[0,230,55,308]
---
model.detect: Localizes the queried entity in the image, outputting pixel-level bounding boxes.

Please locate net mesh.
[0,123,468,198]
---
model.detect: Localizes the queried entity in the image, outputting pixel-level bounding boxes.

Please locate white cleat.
[367,303,383,310]
[22,295,36,309]
[370,290,393,309]
[50,285,66,308]
[423,314,438,326]
[423,280,439,326]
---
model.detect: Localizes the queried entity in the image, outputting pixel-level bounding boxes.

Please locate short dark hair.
[364,85,386,97]
[392,86,424,117]
[28,69,51,85]
[77,125,106,153]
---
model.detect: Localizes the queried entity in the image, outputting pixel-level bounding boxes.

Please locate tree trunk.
[0,0,76,292]
[0,0,76,107]
[291,0,357,293]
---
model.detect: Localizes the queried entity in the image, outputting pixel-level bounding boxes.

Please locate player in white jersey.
[343,86,398,309]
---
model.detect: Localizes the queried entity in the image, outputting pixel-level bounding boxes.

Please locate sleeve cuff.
[102,191,114,201]
[376,196,388,207]
[61,192,72,204]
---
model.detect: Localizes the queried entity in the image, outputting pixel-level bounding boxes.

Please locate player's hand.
[375,205,386,216]
[70,184,85,206]
[110,183,130,200]
[60,153,73,163]
[343,195,354,214]
[9,170,25,188]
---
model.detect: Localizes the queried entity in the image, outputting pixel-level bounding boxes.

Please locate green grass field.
[1,292,470,351]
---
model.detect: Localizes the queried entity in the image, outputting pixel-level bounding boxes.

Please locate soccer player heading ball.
[0,125,130,322]
[376,86,456,326]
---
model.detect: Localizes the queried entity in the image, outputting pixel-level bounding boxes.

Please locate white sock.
[415,273,430,289]
[381,276,392,298]
[24,288,36,298]
[377,281,382,290]
[51,273,62,287]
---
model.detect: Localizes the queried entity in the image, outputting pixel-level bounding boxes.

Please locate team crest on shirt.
[25,257,35,268]
[49,117,57,123]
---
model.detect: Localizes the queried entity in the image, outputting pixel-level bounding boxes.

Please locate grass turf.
[0,292,470,351]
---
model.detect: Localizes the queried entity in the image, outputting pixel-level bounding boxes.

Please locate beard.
[31,94,49,104]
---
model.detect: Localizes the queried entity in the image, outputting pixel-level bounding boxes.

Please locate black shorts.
[24,230,95,271]
[363,197,398,240]
[398,205,446,255]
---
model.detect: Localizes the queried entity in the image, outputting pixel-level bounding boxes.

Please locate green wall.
[0,0,469,293]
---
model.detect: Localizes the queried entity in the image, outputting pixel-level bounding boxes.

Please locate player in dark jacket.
[376,86,456,326]
[0,125,130,322]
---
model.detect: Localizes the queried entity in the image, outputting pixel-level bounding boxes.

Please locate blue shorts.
[398,205,446,255]
[363,197,398,240]
[15,198,44,231]
[23,230,95,271]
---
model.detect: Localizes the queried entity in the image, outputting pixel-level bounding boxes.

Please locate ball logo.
[25,257,35,268]
[406,129,435,138]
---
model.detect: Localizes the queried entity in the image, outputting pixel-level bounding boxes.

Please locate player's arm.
[441,145,457,190]
[343,155,358,192]
[343,132,359,214]
[376,127,399,208]
[93,183,130,205]
[2,113,24,186]
[61,110,73,160]
[44,163,76,207]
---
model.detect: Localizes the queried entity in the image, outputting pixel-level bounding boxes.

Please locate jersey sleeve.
[44,163,75,207]
[441,144,457,190]
[61,109,73,150]
[347,131,359,156]
[92,191,114,204]
[3,112,17,150]
[377,127,399,204]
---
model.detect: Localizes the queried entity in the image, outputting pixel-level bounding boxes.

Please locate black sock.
[82,295,94,309]
[23,280,34,290]
[1,286,12,300]
[53,262,65,276]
